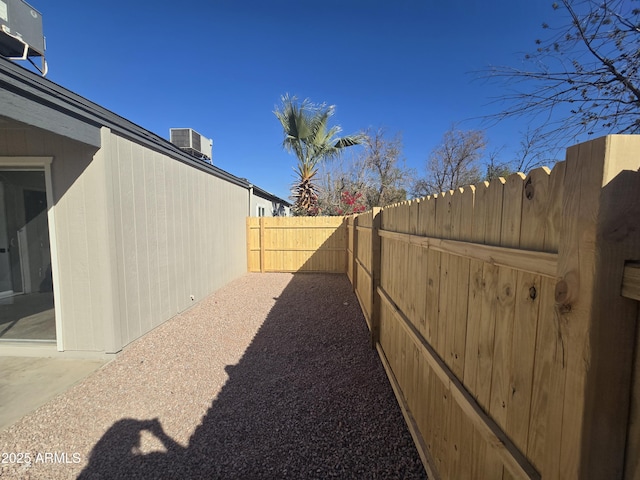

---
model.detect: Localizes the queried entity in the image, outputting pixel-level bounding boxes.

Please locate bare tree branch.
[412,127,485,198]
[318,128,413,213]
[481,0,640,150]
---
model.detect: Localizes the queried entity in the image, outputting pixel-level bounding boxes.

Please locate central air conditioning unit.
[0,0,47,75]
[170,128,213,162]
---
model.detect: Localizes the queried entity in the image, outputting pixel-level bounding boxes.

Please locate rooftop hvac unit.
[170,128,213,162]
[0,0,47,75]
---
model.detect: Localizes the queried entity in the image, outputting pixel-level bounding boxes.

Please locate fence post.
[352,214,359,293]
[259,217,265,273]
[371,207,382,349]
[549,135,640,479]
[246,218,251,272]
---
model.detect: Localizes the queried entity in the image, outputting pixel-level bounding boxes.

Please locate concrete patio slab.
[0,356,107,431]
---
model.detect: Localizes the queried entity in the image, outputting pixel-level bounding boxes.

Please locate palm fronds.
[274,94,364,215]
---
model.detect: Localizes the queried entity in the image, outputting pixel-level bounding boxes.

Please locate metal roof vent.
[170,128,213,163]
[0,0,46,75]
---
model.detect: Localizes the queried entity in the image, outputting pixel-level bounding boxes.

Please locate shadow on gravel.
[78,274,426,479]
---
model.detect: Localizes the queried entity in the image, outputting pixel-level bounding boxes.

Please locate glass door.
[0,170,55,342]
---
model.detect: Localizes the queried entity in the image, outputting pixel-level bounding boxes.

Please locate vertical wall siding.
[107,130,248,349]
[1,124,248,352]
[0,126,108,351]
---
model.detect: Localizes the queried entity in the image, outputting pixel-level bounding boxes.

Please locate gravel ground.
[0,273,426,479]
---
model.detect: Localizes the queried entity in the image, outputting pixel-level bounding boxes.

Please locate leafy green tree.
[274,94,364,216]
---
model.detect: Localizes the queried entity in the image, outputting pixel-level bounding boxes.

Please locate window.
[257,206,265,217]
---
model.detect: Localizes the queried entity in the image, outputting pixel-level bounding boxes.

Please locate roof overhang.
[0,57,250,188]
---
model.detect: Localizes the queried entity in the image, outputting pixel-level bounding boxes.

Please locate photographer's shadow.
[77,418,187,479]
[77,275,426,479]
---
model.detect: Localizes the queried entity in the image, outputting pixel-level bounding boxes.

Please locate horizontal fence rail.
[377,230,559,279]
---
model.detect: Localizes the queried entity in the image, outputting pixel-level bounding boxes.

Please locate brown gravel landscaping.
[0,273,426,479]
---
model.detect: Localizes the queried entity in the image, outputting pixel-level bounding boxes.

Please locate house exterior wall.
[0,123,107,351]
[101,128,248,352]
[0,122,248,353]
[251,194,290,217]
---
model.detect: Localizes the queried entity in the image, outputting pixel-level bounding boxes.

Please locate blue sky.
[29,0,561,200]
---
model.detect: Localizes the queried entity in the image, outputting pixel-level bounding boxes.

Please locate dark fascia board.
[0,86,102,147]
[0,57,249,189]
[251,184,292,206]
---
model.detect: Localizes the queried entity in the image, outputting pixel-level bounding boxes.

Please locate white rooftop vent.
[0,0,47,75]
[170,128,213,163]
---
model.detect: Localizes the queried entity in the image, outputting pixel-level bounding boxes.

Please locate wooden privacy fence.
[348,135,640,480]
[246,216,346,272]
[244,135,640,479]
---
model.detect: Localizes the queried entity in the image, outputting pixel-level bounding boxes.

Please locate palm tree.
[274,94,363,215]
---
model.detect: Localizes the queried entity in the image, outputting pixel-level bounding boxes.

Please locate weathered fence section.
[347,135,640,480]
[246,216,346,272]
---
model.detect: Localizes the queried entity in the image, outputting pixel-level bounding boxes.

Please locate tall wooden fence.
[245,135,640,479]
[246,216,346,272]
[348,135,640,480]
